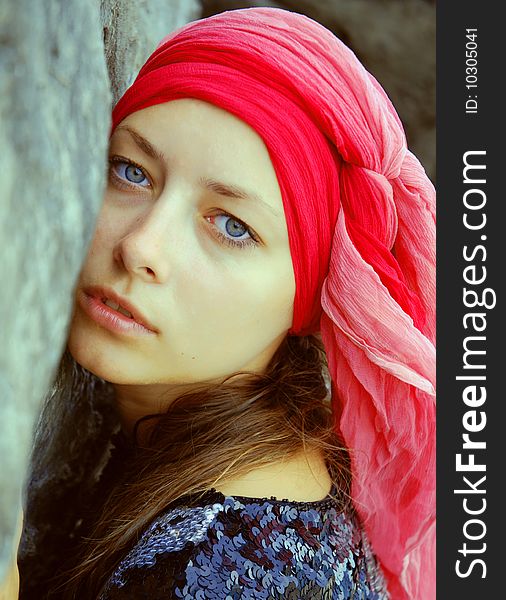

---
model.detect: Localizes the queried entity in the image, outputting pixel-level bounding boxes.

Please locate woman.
[18,7,435,600]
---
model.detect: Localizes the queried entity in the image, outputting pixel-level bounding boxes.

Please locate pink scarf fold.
[111,8,436,598]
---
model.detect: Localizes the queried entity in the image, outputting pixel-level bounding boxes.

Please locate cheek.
[176,255,295,340]
[261,260,296,328]
[83,209,116,260]
[82,204,135,272]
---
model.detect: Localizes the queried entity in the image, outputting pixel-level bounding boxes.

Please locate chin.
[66,331,119,384]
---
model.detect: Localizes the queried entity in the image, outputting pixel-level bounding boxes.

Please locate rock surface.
[0,0,111,582]
[1,0,199,587]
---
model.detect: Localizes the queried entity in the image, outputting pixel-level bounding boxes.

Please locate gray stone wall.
[0,0,199,586]
[0,0,111,582]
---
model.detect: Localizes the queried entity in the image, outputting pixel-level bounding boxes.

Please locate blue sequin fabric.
[99,486,389,599]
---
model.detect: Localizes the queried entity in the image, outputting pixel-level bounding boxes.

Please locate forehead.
[114,99,281,200]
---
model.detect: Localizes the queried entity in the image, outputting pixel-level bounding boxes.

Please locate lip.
[79,285,158,335]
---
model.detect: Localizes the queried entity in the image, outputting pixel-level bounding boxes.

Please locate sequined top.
[98,483,389,599]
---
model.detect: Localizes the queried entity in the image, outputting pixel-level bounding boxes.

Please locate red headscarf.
[110,8,436,599]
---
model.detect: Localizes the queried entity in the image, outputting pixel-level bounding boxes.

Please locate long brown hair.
[41,333,352,599]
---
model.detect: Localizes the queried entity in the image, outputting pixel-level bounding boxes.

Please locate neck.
[112,379,221,440]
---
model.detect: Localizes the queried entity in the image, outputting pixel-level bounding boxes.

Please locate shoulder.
[99,491,388,599]
[212,446,334,502]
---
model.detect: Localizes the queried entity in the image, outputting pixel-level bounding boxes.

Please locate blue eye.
[215,215,249,239]
[108,155,260,250]
[206,213,260,249]
[109,157,150,188]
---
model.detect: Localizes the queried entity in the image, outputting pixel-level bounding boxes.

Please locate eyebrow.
[114,125,281,219]
[115,125,169,164]
[198,177,281,219]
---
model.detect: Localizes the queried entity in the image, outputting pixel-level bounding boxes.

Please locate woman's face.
[68,98,295,392]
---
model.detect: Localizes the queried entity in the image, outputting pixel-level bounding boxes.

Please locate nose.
[112,193,184,284]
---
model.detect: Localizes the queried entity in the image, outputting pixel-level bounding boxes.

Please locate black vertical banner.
[437,2,501,598]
